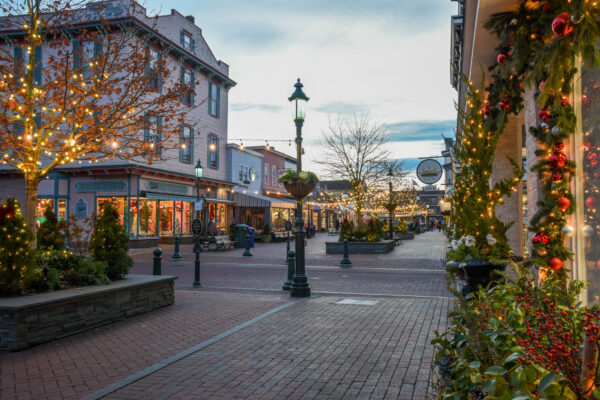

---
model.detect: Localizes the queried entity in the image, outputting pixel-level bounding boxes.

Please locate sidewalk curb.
[81,296,315,400]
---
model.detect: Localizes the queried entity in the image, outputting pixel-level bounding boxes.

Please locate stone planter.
[462,260,506,295]
[0,274,176,351]
[396,232,415,240]
[325,240,395,254]
[283,181,315,199]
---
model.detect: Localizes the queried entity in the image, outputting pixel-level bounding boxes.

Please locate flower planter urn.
[462,260,506,296]
[283,181,315,200]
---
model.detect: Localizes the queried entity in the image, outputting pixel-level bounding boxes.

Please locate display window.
[35,198,54,227]
[271,208,290,231]
[97,197,125,226]
[159,201,174,236]
[138,198,157,236]
[182,202,192,234]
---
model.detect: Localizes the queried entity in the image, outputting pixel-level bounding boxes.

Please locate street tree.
[316,113,401,219]
[0,0,195,242]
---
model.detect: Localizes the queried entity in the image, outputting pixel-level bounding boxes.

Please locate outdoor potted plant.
[262,223,272,243]
[279,170,319,199]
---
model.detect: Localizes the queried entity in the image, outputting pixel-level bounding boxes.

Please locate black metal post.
[171,235,182,260]
[340,239,352,267]
[193,235,201,286]
[282,249,294,290]
[291,118,310,297]
[286,231,291,260]
[389,180,394,240]
[153,247,162,275]
[243,233,252,256]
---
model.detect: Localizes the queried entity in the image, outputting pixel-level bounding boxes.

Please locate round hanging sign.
[416,159,443,184]
[192,218,203,235]
[285,220,293,231]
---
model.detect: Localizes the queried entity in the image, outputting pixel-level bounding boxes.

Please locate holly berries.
[499,101,511,112]
[498,53,508,64]
[551,172,563,182]
[532,232,550,245]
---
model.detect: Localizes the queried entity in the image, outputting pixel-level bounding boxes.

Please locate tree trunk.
[24,175,41,249]
[580,334,598,399]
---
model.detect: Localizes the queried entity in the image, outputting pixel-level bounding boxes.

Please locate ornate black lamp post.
[289,78,310,298]
[387,167,394,239]
[193,160,203,286]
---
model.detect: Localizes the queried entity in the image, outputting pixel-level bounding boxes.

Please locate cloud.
[220,22,289,50]
[230,102,284,113]
[386,120,455,142]
[313,102,371,115]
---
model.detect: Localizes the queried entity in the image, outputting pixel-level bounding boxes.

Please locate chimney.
[185,15,195,23]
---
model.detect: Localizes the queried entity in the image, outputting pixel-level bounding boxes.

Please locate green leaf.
[593,388,600,399]
[485,366,507,376]
[469,372,482,383]
[505,352,521,363]
[483,378,497,393]
[512,395,530,400]
[469,361,481,370]
[510,369,527,389]
[538,372,556,393]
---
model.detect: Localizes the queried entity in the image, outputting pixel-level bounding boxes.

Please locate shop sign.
[192,218,203,235]
[75,198,88,219]
[146,180,188,194]
[285,220,293,231]
[416,159,443,185]
[75,180,127,192]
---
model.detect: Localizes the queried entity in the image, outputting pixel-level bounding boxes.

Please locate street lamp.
[387,167,394,240]
[288,78,310,298]
[193,160,203,286]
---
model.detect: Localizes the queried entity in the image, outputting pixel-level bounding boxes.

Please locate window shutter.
[190,70,195,106]
[157,116,162,156]
[190,127,194,163]
[33,46,42,84]
[180,66,184,84]
[158,54,163,93]
[179,124,184,162]
[191,38,195,54]
[207,135,211,167]
[180,30,184,46]
[216,85,221,118]
[208,82,212,114]
[143,111,149,143]
[73,40,81,69]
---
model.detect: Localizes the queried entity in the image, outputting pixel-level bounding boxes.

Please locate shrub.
[69,258,109,286]
[90,202,133,280]
[37,205,65,250]
[263,223,271,234]
[0,198,35,295]
[339,219,354,241]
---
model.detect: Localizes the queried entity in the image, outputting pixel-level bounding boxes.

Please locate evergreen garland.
[483,0,600,274]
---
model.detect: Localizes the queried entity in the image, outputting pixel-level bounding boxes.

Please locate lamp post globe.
[288,78,310,298]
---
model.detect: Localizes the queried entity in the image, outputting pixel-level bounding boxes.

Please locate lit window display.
[217,204,226,231]
[581,65,600,304]
[159,201,174,236]
[182,202,192,234]
[58,199,66,220]
[97,197,125,225]
[138,198,157,236]
[271,208,290,231]
[35,198,53,227]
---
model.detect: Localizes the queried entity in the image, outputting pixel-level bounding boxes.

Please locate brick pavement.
[102,296,450,400]
[1,230,450,400]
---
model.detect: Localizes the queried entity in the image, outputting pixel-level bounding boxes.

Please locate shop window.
[159,201,174,236]
[217,204,226,232]
[182,202,192,234]
[96,197,125,226]
[271,208,289,231]
[144,114,162,156]
[271,165,277,186]
[35,198,54,227]
[129,199,138,237]
[58,199,66,220]
[580,64,600,304]
[138,199,157,236]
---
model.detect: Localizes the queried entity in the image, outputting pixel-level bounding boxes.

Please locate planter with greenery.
[279,170,319,199]
[262,223,272,243]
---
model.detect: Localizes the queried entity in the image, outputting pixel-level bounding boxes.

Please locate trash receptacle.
[235,224,249,248]
[248,227,255,248]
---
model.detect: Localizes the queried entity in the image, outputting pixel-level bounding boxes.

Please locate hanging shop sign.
[74,180,127,192]
[75,198,88,219]
[146,180,188,194]
[416,159,443,185]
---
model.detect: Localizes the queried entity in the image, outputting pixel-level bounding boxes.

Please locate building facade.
[0,0,236,246]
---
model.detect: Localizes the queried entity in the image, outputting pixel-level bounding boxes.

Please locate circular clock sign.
[416,159,443,184]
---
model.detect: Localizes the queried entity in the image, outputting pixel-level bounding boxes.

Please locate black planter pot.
[462,260,506,296]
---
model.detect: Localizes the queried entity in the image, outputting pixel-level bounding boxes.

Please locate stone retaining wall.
[325,240,395,254]
[0,275,175,351]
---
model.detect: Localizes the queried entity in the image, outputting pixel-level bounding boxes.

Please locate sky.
[147,0,458,182]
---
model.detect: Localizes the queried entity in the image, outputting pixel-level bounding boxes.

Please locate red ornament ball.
[499,101,511,112]
[585,196,598,210]
[548,152,567,168]
[549,257,563,270]
[541,2,551,13]
[532,232,550,245]
[554,142,564,151]
[538,108,550,122]
[552,13,574,36]
[483,106,491,117]
[557,197,571,211]
[597,260,600,270]
[551,172,563,182]
[497,53,508,64]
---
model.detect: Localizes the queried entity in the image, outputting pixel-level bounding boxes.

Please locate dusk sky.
[147,0,458,181]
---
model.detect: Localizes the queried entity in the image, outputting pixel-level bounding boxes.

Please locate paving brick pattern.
[104,296,450,400]
[0,291,290,400]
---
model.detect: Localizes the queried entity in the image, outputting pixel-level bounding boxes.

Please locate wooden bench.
[214,235,236,250]
[328,228,339,236]
[272,231,292,242]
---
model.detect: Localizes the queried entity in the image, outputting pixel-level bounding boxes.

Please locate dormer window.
[183,33,192,51]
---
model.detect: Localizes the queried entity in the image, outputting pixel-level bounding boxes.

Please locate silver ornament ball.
[562,225,575,237]
[582,225,595,238]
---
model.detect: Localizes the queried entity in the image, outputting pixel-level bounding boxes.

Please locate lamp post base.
[290,274,311,297]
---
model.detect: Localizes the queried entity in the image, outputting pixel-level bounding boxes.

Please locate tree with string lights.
[0,0,195,244]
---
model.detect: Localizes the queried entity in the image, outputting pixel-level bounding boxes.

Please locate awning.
[141,191,197,202]
[205,198,235,204]
[233,192,296,209]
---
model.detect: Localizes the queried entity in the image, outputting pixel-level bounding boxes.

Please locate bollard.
[282,249,295,290]
[243,233,253,256]
[193,235,201,286]
[153,247,162,275]
[340,239,352,267]
[286,232,291,261]
[171,235,182,260]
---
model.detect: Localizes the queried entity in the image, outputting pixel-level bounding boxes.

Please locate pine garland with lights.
[486,0,600,274]
[449,77,523,261]
[0,198,34,295]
